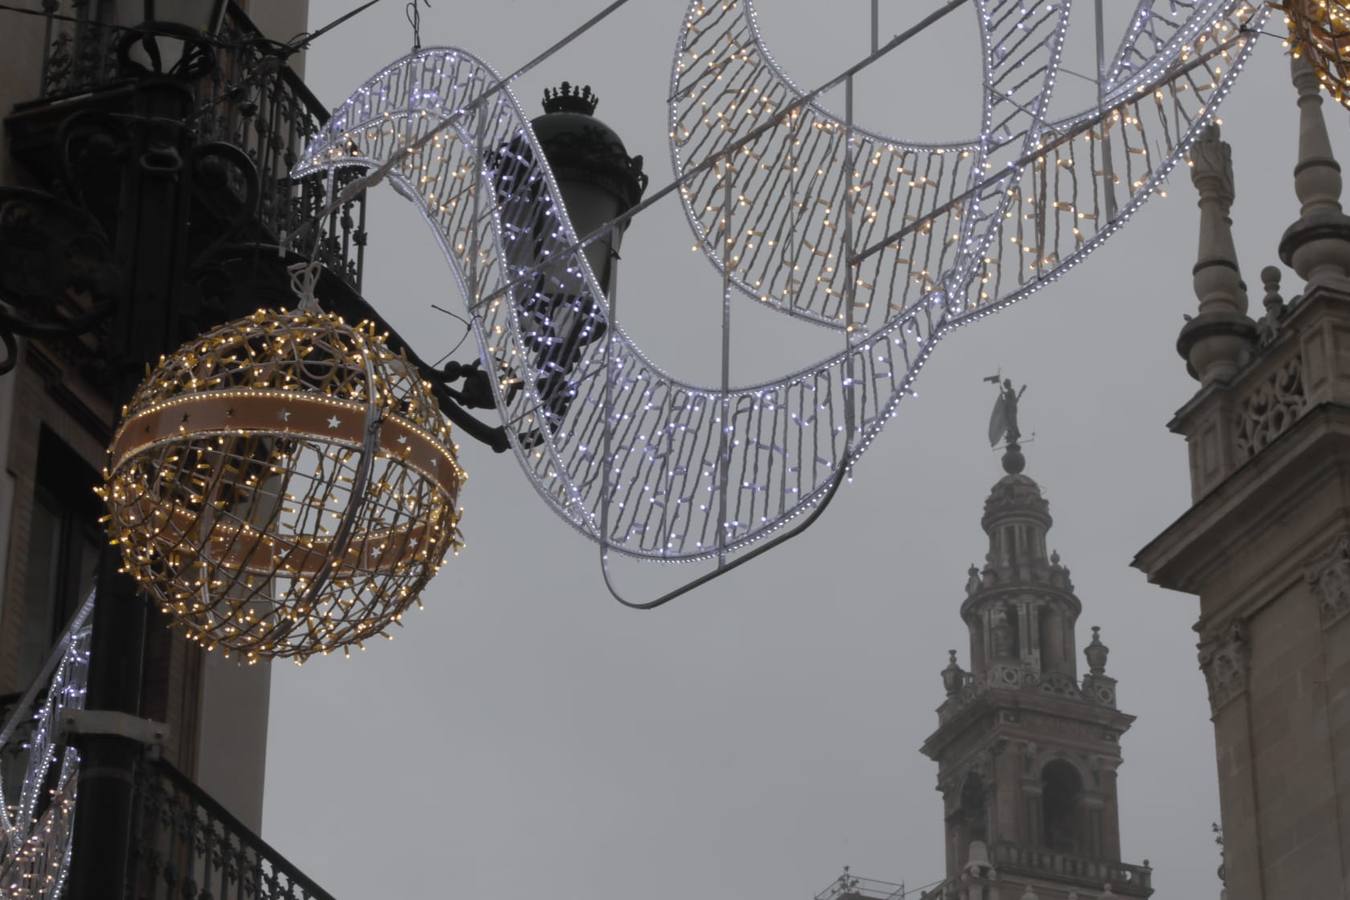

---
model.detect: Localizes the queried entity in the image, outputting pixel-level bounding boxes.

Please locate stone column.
[1198,622,1262,900]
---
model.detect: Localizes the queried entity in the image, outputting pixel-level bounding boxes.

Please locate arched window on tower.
[1041,760,1082,852]
[1038,606,1064,673]
[959,772,988,851]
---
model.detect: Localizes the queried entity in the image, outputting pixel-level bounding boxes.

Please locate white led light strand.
[0,593,93,899]
[293,0,1263,564]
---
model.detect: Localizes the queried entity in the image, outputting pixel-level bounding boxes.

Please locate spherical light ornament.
[1282,0,1350,106]
[100,308,466,662]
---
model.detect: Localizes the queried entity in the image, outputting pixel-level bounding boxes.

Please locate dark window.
[1042,759,1082,852]
[16,428,100,687]
[1039,606,1063,673]
[960,772,988,846]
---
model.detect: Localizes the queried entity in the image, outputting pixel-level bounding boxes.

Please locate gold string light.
[98,308,466,663]
[1281,0,1350,106]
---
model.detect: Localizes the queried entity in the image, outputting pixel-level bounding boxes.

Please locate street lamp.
[489,83,647,436]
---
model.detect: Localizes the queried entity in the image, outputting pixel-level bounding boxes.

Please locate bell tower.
[921,401,1152,900]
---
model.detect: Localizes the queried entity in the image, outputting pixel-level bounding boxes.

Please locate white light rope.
[292,0,1264,565]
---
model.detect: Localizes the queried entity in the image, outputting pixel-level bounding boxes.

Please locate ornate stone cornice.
[1306,533,1350,628]
[1198,621,1250,714]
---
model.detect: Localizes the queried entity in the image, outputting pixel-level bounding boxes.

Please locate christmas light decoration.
[1280,0,1350,106]
[100,309,465,662]
[292,0,1263,568]
[0,593,92,899]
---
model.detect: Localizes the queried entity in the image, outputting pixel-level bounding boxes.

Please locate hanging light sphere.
[99,308,466,663]
[1282,0,1350,107]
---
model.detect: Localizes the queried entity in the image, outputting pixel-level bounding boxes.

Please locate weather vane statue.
[985,375,1027,474]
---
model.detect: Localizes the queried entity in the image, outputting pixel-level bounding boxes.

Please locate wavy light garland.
[293,0,1263,564]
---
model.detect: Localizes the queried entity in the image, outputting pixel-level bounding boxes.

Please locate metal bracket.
[60,709,170,747]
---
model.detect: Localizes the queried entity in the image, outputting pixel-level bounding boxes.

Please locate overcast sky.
[261,3,1343,898]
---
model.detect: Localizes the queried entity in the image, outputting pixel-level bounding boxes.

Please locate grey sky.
[262,3,1334,897]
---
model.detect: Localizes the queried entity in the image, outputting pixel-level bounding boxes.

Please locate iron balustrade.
[126,757,335,900]
[35,0,367,292]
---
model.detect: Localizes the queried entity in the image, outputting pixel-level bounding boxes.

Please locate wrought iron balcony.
[127,758,334,900]
[0,595,333,900]
[26,0,366,292]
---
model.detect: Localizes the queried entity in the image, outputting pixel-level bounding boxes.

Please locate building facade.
[0,3,353,898]
[1134,56,1350,900]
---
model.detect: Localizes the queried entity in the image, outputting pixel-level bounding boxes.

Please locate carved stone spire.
[1178,124,1256,385]
[1278,56,1350,288]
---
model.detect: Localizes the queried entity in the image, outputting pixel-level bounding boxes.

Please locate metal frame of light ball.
[100,308,465,663]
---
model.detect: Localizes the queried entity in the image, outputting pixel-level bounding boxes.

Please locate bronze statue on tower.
[984,375,1027,473]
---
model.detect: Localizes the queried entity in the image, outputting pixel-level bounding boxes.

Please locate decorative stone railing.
[1233,351,1307,460]
[1173,276,1350,500]
[939,666,1116,723]
[989,842,1152,896]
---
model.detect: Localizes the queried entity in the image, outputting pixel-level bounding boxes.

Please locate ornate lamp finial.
[1085,625,1110,675]
[542,82,599,116]
[1256,266,1288,347]
[1178,124,1256,384]
[942,649,965,696]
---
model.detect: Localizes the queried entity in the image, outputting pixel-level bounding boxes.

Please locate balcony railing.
[0,590,333,899]
[33,0,367,291]
[127,757,335,900]
[938,664,1119,725]
[989,841,1152,896]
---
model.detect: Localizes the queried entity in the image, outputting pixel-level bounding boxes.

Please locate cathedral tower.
[1133,58,1350,899]
[922,416,1152,900]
